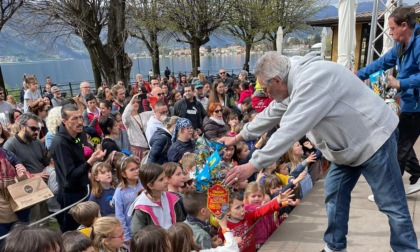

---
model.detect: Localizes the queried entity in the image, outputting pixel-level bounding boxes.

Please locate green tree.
[226,0,274,72]
[266,0,327,51]
[0,0,25,91]
[128,0,168,76]
[163,0,231,76]
[19,0,131,89]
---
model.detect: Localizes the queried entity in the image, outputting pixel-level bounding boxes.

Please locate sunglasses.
[25,125,40,132]
[214,109,223,113]
[181,179,194,188]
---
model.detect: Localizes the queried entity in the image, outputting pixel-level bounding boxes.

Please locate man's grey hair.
[253,51,291,84]
[136,74,143,79]
[18,112,41,128]
[238,70,248,80]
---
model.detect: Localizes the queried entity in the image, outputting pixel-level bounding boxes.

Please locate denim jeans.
[324,131,418,251]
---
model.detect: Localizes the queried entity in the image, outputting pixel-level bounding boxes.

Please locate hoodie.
[145,116,164,144]
[50,124,91,191]
[242,53,398,170]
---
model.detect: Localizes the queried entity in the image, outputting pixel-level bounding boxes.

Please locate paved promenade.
[260,145,420,252]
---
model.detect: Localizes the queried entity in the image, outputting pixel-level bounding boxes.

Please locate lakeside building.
[306,3,420,70]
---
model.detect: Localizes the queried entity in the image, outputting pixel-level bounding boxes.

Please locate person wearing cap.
[193,78,208,111]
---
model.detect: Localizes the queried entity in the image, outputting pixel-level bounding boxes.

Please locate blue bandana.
[172,118,192,143]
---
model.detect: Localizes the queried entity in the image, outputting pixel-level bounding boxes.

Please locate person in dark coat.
[148,116,179,164]
[167,118,195,163]
[203,102,229,140]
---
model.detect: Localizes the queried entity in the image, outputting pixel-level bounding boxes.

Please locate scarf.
[172,118,192,143]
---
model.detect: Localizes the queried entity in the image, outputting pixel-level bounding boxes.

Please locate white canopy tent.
[382,0,396,55]
[276,26,283,53]
[321,27,328,59]
[337,0,358,71]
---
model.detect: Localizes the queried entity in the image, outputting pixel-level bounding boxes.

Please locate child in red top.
[219,189,298,252]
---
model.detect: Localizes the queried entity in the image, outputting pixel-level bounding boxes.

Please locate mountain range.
[0,0,418,61]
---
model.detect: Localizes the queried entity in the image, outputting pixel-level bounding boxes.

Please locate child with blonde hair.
[113,156,141,246]
[244,182,281,249]
[91,216,127,252]
[129,163,185,235]
[181,152,197,179]
[68,201,101,237]
[220,188,298,252]
[89,162,117,216]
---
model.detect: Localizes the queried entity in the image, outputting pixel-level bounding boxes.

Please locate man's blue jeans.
[324,131,418,251]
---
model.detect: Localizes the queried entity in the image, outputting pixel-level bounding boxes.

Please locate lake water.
[0,53,266,88]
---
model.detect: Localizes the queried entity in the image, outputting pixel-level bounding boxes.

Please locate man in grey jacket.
[222,52,418,252]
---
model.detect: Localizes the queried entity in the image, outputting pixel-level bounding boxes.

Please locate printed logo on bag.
[24,185,33,194]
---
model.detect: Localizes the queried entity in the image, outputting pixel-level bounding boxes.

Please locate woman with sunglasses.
[203,102,229,140]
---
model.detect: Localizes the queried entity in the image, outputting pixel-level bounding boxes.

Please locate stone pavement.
[260,144,420,252]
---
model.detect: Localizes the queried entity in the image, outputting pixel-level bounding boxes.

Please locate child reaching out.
[91,216,127,252]
[129,163,185,235]
[220,188,298,252]
[113,156,142,246]
[89,162,117,216]
[243,182,281,249]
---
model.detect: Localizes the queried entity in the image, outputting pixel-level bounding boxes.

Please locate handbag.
[7,176,54,212]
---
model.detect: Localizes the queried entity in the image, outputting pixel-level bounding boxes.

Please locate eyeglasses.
[219,72,226,75]
[214,109,223,113]
[157,93,164,96]
[25,125,40,132]
[181,179,194,188]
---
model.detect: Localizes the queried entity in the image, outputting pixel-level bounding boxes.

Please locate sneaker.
[368,194,375,202]
[406,180,420,195]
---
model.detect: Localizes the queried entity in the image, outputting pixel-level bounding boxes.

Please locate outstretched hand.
[224,163,257,187]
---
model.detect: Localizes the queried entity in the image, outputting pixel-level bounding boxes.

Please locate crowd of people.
[0,63,324,252]
[1,6,420,251]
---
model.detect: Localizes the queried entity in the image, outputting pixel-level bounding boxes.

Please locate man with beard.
[192,78,208,111]
[221,52,418,252]
[50,104,106,232]
[112,84,126,114]
[3,112,50,222]
[174,83,206,135]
